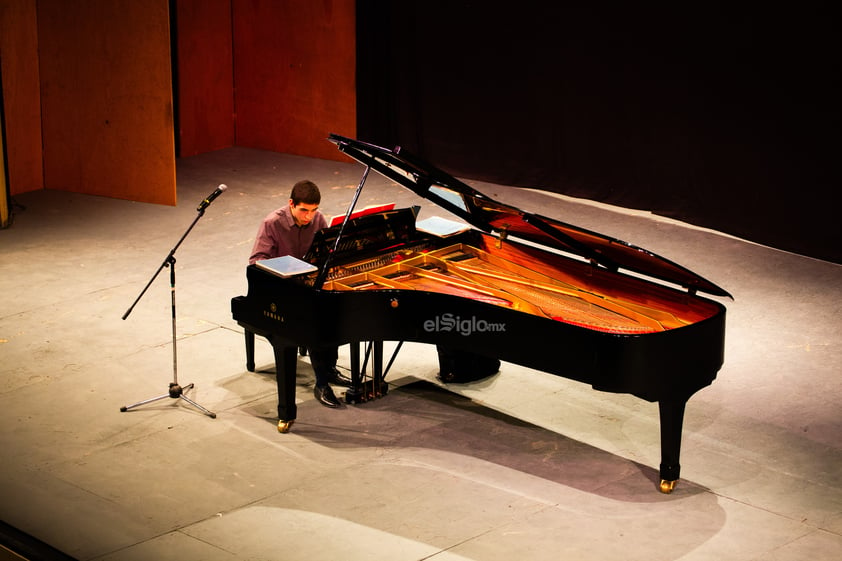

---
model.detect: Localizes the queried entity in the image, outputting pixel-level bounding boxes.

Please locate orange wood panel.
[0,0,44,196]
[232,0,356,161]
[37,0,176,205]
[175,0,235,157]
[1,125,6,226]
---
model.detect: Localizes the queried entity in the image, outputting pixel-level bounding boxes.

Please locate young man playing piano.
[249,180,352,409]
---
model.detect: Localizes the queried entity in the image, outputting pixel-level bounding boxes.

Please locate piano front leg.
[244,329,256,372]
[270,336,298,433]
[658,398,687,493]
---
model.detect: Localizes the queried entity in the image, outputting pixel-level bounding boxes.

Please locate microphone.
[197,184,227,211]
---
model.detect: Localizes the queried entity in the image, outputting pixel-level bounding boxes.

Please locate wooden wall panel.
[37,0,176,205]
[232,0,356,161]
[0,0,44,196]
[175,0,234,157]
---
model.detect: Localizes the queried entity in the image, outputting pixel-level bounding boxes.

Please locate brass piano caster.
[277,419,295,433]
[659,479,677,494]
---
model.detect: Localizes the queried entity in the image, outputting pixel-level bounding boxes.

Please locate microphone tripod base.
[120,382,217,418]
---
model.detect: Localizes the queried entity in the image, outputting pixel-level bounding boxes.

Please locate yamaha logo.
[264,302,283,322]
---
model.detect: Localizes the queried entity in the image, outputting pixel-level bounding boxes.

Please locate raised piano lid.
[329,134,732,299]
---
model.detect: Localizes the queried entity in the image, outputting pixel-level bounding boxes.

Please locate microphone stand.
[119,206,217,418]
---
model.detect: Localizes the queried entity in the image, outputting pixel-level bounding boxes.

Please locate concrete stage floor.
[1,146,840,560]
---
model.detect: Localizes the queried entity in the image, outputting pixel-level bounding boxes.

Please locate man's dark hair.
[290,180,321,205]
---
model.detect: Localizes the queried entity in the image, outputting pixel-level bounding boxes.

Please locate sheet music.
[328,203,396,227]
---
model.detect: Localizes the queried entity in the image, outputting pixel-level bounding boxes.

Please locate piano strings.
[320,243,713,335]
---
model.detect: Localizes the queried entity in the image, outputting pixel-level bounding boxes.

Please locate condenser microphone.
[197,184,227,211]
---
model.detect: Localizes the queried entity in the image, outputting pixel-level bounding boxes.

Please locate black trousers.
[308,345,338,387]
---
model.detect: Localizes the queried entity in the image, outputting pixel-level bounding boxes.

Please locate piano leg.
[658,398,687,493]
[271,338,298,433]
[244,330,255,372]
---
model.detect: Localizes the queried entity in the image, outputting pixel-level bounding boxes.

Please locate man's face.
[289,200,319,226]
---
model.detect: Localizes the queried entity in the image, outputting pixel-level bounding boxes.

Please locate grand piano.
[231,134,731,493]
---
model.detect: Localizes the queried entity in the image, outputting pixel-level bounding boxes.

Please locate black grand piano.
[231,134,730,493]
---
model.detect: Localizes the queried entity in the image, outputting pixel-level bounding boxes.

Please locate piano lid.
[329,134,732,299]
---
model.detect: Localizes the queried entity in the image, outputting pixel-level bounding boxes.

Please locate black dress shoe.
[314,385,342,408]
[328,368,353,387]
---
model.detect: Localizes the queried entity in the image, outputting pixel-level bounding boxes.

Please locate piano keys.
[231,134,731,493]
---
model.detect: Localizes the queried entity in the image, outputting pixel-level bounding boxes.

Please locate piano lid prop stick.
[315,166,371,288]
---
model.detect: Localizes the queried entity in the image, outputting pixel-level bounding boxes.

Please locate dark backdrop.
[356,2,840,264]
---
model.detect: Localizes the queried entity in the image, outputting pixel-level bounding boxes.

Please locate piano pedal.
[344,380,389,405]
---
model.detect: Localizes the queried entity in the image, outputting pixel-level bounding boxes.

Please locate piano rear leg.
[271,339,298,433]
[658,399,687,493]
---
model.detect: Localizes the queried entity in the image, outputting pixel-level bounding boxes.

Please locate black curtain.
[357,2,841,264]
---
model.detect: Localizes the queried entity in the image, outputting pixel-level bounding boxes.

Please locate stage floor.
[1,147,840,560]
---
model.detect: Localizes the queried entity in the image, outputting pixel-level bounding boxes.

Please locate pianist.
[249,179,352,409]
